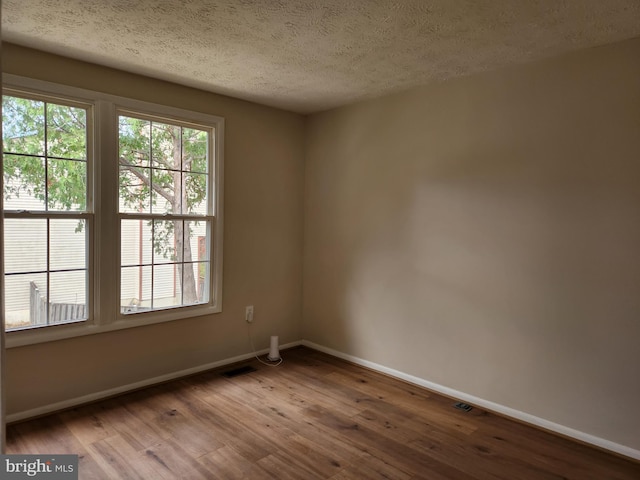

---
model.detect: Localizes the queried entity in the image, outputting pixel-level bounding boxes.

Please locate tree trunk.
[173,135,198,304]
[174,218,198,304]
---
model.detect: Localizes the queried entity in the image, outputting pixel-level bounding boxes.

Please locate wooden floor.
[6,346,640,479]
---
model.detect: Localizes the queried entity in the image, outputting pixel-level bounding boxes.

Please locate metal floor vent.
[221,365,257,378]
[453,402,473,412]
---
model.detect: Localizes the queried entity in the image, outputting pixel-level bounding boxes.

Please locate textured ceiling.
[3,0,640,113]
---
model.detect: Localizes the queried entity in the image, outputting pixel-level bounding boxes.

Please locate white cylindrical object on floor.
[268,335,280,361]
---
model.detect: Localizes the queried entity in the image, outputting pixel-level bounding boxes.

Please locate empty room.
[1,1,639,479]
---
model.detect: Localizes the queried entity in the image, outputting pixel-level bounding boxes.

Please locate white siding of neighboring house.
[119,216,207,309]
[4,214,87,325]
[4,186,208,325]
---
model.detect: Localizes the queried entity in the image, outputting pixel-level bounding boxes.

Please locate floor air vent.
[453,402,473,412]
[221,365,257,378]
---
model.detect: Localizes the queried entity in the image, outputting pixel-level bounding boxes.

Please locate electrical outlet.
[245,305,254,323]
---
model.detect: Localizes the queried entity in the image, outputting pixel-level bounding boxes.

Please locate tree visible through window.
[118,114,212,313]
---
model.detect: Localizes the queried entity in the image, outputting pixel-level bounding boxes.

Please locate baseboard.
[7,340,302,424]
[301,340,640,462]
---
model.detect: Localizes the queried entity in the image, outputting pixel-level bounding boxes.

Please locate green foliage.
[2,95,45,156]
[3,96,210,302]
[118,116,208,214]
[3,96,209,222]
[2,95,87,211]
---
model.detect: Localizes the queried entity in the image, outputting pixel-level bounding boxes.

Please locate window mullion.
[94,99,119,326]
[44,102,49,212]
[46,219,51,326]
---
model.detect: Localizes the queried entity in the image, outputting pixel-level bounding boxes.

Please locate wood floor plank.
[325,370,478,436]
[328,452,414,480]
[58,403,117,446]
[164,380,278,462]
[236,363,368,418]
[89,398,162,452]
[304,403,478,480]
[258,452,323,480]
[6,415,110,479]
[209,377,370,468]
[197,445,276,479]
[5,346,640,480]
[85,435,152,480]
[194,379,348,478]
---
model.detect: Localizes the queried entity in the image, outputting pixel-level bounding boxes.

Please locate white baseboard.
[301,340,640,462]
[7,340,302,424]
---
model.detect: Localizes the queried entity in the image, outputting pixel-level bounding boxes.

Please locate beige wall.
[3,44,305,414]
[303,37,640,450]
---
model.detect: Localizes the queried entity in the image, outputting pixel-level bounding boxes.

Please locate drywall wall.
[303,37,640,450]
[2,44,305,415]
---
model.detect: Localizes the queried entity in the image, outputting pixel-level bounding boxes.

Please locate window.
[2,93,91,330]
[118,113,213,313]
[2,76,224,346]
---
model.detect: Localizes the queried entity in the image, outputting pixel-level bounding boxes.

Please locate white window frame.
[3,87,95,333]
[116,109,216,315]
[3,75,224,348]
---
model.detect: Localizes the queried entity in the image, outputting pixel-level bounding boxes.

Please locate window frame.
[2,75,224,348]
[116,108,216,316]
[2,89,94,332]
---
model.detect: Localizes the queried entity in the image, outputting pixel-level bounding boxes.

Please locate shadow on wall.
[303,59,640,449]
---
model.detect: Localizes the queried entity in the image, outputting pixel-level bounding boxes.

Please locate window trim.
[3,74,224,348]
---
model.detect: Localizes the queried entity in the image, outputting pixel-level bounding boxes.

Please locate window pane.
[2,96,45,156]
[152,122,181,170]
[121,265,151,313]
[171,262,210,306]
[182,128,208,174]
[5,273,47,330]
[153,263,180,307]
[4,218,47,274]
[50,219,86,270]
[173,219,186,264]
[121,219,152,266]
[192,262,210,304]
[3,155,46,210]
[186,221,208,262]
[151,168,177,214]
[119,167,151,214]
[179,261,201,306]
[47,103,87,160]
[49,270,87,324]
[119,116,150,167]
[153,220,178,264]
[50,270,86,303]
[47,159,87,211]
[184,173,207,215]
